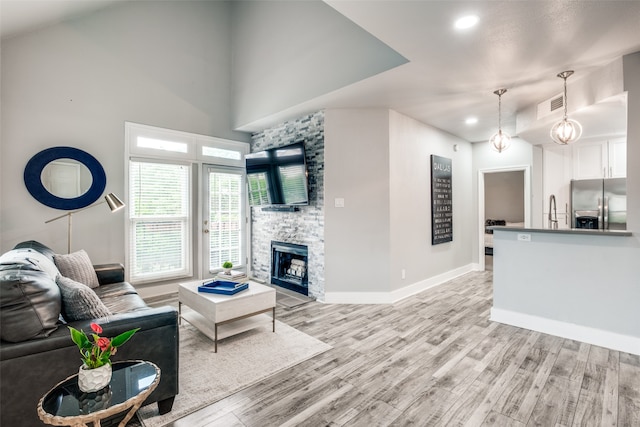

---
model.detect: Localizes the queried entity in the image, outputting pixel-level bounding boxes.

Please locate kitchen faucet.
[548,195,558,229]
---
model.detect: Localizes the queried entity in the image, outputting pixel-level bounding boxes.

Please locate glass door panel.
[202,166,246,278]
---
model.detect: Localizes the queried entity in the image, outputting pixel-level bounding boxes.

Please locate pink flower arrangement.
[69,323,139,369]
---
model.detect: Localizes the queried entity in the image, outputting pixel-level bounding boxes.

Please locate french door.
[202,165,246,278]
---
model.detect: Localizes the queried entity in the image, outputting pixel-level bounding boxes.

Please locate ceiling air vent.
[537,93,564,120]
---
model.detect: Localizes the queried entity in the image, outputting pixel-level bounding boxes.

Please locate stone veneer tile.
[250,111,325,300]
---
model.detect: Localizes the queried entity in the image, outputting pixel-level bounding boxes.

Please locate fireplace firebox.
[271,241,308,296]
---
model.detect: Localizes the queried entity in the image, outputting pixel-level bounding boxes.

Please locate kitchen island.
[490,226,640,355]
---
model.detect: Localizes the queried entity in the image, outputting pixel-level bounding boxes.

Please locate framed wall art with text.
[430,155,452,245]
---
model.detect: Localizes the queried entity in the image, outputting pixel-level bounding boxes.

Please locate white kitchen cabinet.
[542,144,572,229]
[573,140,607,179]
[572,138,626,179]
[608,138,627,178]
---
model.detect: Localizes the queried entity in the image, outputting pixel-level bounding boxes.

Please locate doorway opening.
[478,166,530,271]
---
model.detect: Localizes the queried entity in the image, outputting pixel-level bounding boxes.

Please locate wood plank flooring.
[146,271,640,426]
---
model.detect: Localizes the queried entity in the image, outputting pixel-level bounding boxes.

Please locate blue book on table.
[198,280,249,295]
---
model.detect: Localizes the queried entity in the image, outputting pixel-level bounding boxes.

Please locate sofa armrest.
[0,306,177,361]
[94,263,125,285]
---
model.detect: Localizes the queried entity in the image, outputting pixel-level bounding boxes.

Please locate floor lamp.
[45,192,125,254]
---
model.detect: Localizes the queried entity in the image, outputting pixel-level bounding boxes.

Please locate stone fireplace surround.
[249,111,325,301]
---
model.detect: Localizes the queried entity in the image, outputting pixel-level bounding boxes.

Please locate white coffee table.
[178,280,276,352]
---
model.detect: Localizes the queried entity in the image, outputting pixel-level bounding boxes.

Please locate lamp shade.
[105,193,125,212]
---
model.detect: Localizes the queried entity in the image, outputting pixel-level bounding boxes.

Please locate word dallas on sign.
[430,155,453,245]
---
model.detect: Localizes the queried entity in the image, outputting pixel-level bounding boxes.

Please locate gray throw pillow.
[56,275,111,322]
[54,250,100,289]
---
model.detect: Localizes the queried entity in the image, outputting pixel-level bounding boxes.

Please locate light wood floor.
[152,271,640,426]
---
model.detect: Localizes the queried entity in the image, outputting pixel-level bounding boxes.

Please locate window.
[125,122,249,283]
[129,161,191,282]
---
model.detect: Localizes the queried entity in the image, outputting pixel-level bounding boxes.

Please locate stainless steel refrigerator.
[570,178,627,230]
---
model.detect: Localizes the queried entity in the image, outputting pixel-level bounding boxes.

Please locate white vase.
[78,363,112,393]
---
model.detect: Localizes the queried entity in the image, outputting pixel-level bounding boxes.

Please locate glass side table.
[37,360,160,427]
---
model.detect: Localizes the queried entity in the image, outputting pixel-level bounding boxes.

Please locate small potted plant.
[69,323,139,392]
[222,261,233,275]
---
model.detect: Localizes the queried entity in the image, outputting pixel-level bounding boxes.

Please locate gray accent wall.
[249,112,325,300]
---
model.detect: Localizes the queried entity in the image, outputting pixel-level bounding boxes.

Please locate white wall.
[388,110,473,292]
[324,109,473,302]
[1,1,250,262]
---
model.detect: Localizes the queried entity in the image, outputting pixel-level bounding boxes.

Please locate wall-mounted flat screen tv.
[245,141,309,206]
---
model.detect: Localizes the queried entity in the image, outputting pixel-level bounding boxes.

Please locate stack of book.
[216,270,247,282]
[198,279,249,295]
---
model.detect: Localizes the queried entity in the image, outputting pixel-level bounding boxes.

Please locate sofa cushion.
[0,248,60,281]
[100,293,149,314]
[93,282,139,300]
[56,276,111,321]
[0,264,61,342]
[54,250,100,289]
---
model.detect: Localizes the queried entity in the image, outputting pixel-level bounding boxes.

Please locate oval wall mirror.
[40,159,94,199]
[24,147,106,210]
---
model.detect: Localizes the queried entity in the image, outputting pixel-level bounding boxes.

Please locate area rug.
[136,319,331,427]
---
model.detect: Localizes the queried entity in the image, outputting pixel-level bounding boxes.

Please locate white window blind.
[129,161,191,282]
[208,171,243,271]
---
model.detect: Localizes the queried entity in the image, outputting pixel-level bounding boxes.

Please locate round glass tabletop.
[40,360,158,418]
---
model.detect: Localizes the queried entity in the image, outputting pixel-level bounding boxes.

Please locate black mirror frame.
[24,146,107,210]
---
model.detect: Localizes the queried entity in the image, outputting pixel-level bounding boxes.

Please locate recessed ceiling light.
[454,15,479,30]
[465,117,478,125]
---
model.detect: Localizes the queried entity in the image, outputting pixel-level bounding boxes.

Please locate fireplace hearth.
[271,241,308,296]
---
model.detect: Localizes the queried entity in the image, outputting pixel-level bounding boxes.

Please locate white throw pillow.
[54,250,100,289]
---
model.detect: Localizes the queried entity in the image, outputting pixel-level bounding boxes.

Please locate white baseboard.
[491,307,640,356]
[323,263,475,304]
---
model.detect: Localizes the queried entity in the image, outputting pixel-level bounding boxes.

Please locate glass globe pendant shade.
[490,129,512,153]
[489,88,510,153]
[550,70,582,145]
[550,117,582,145]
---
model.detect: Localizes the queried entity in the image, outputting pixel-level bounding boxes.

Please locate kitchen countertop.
[489,226,632,237]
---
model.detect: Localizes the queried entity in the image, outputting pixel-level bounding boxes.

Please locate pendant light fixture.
[489,88,511,153]
[550,70,582,145]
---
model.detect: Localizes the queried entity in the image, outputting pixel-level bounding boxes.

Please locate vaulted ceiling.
[3,0,640,143]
